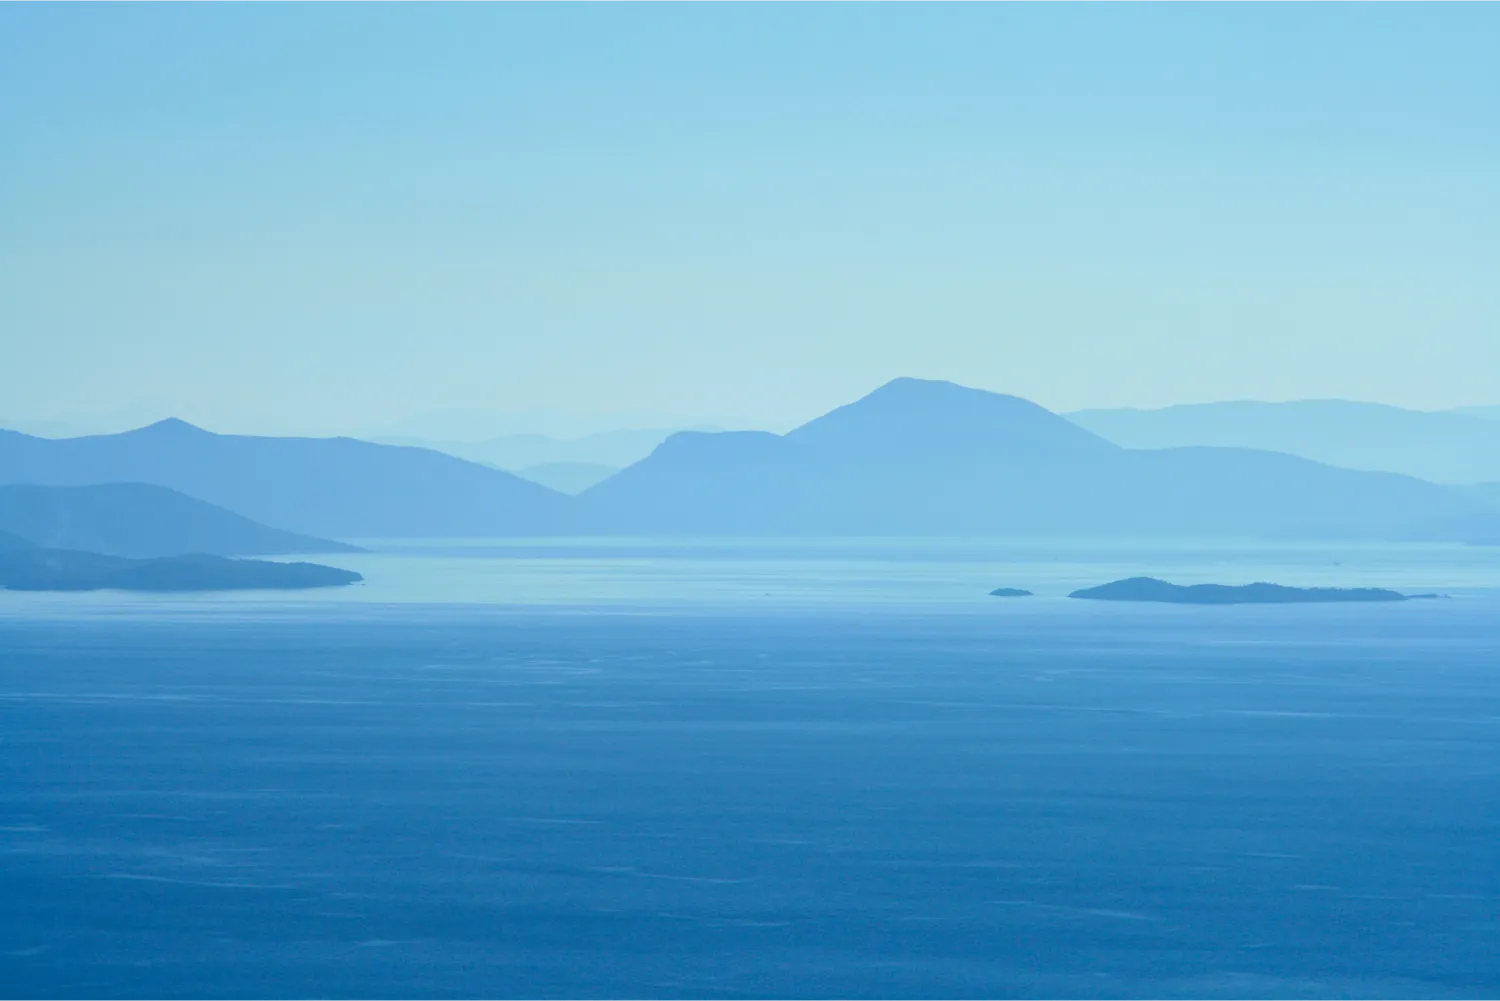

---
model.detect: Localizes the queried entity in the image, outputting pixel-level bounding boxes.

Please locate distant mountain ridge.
[789,378,1113,459]
[515,462,620,494]
[579,378,1496,539]
[5,382,1497,543]
[0,484,353,558]
[1067,400,1500,485]
[0,421,567,540]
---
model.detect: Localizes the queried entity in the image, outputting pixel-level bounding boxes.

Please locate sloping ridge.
[580,378,1493,537]
[0,548,361,592]
[0,483,355,558]
[1067,399,1500,484]
[0,420,570,539]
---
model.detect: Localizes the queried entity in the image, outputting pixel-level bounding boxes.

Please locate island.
[0,548,363,592]
[988,587,1034,597]
[1068,577,1414,605]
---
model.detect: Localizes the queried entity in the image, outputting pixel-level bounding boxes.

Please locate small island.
[988,588,1034,597]
[1069,577,1414,605]
[0,548,362,593]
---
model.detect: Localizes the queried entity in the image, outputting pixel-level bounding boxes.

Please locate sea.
[1,539,1497,999]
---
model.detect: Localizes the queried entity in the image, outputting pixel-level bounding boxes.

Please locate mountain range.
[1068,400,1500,485]
[578,379,1496,539]
[0,421,564,540]
[1,379,1496,545]
[369,428,737,492]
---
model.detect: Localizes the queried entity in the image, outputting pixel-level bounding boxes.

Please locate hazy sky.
[2,4,1497,436]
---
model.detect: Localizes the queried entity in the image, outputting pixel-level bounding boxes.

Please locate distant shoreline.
[1068,577,1422,605]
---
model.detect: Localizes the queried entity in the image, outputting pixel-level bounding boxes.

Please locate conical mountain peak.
[132,417,211,436]
[785,377,1116,455]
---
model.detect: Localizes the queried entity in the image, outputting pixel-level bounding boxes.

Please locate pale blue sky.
[2,4,1496,435]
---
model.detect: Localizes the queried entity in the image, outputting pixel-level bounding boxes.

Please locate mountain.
[0,484,354,558]
[1067,400,1500,484]
[9,387,1496,543]
[0,549,361,592]
[578,378,1495,539]
[0,420,568,539]
[374,428,709,472]
[515,462,620,494]
[1454,405,1500,422]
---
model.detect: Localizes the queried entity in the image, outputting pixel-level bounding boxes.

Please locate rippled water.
[1,541,1497,997]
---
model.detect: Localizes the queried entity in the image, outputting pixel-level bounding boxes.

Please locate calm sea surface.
[2,540,1497,998]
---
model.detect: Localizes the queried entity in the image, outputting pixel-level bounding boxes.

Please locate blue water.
[2,541,1498,998]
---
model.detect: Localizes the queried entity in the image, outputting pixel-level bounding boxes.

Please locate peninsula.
[1069,577,1414,605]
[0,548,363,592]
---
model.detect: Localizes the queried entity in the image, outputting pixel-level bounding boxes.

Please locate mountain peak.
[132,418,212,437]
[865,376,994,398]
[786,378,1115,456]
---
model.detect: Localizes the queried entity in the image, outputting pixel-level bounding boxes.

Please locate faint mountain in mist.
[578,378,1496,540]
[514,462,621,494]
[0,484,354,558]
[362,405,727,444]
[0,399,184,440]
[8,383,1497,545]
[1067,400,1500,485]
[374,428,717,472]
[0,420,567,540]
[0,418,97,440]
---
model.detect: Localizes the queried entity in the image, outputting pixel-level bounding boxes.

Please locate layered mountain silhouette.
[0,484,353,558]
[0,421,566,539]
[515,462,621,494]
[578,379,1495,538]
[1068,400,1500,485]
[376,428,691,471]
[3,381,1495,542]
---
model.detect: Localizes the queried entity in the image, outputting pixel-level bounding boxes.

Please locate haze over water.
[3,541,1497,999]
[3,4,1498,998]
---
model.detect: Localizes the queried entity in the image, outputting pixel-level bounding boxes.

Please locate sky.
[1,4,1497,437]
